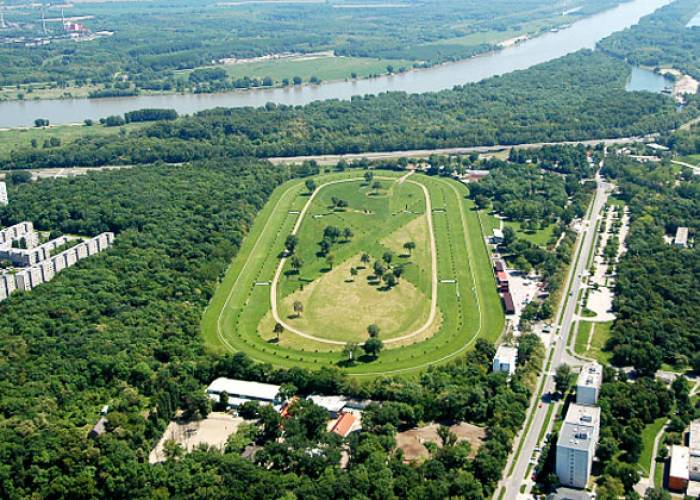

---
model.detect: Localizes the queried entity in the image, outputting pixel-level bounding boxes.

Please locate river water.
[0,0,673,128]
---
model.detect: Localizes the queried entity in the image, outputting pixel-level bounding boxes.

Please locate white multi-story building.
[576,361,602,406]
[493,345,518,375]
[556,404,601,489]
[0,182,7,206]
[675,227,689,248]
[0,232,115,302]
[0,221,35,248]
[0,235,69,266]
[690,420,700,481]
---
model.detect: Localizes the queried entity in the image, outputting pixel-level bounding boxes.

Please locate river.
[0,0,673,128]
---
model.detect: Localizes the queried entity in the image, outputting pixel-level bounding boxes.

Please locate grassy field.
[200,169,504,376]
[505,220,558,246]
[479,211,501,237]
[574,320,613,364]
[0,122,145,161]
[639,416,668,477]
[678,154,700,166]
[216,55,414,84]
[274,178,432,343]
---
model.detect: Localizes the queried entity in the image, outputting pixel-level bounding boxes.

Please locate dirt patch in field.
[396,422,487,462]
[149,412,244,463]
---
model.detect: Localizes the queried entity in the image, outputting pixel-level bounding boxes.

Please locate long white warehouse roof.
[206,377,280,402]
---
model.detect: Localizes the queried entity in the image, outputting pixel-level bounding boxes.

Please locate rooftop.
[546,487,592,500]
[558,404,600,451]
[676,226,689,245]
[307,395,348,413]
[690,420,700,456]
[206,377,281,402]
[577,361,602,389]
[495,344,518,365]
[670,445,690,480]
[493,229,504,239]
[564,403,601,426]
[330,412,357,437]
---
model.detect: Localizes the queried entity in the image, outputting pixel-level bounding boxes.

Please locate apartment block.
[576,362,602,406]
[556,404,601,489]
[0,182,7,206]
[493,345,518,375]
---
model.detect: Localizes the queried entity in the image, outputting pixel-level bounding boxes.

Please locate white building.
[670,445,690,491]
[493,345,518,375]
[492,228,504,244]
[556,404,601,489]
[675,227,689,248]
[0,235,69,267]
[0,182,7,206]
[206,377,281,408]
[690,420,700,481]
[0,221,36,248]
[576,362,602,406]
[307,395,348,419]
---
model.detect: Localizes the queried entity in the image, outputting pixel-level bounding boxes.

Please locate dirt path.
[269,172,440,345]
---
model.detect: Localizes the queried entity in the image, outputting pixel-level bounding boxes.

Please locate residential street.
[500,171,612,500]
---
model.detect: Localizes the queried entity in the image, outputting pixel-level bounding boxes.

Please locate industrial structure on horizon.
[0,221,114,302]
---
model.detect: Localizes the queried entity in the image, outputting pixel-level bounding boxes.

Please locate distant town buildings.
[675,227,689,248]
[556,404,601,489]
[0,182,7,206]
[576,362,602,406]
[0,221,114,302]
[493,344,518,375]
[492,228,504,244]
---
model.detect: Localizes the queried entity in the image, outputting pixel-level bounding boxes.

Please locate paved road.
[670,160,700,175]
[501,171,612,500]
[268,138,645,166]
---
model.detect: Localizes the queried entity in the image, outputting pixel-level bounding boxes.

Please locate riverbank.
[0,0,673,128]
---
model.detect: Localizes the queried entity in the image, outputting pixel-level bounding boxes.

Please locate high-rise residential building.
[556,404,601,489]
[576,361,602,406]
[0,182,7,206]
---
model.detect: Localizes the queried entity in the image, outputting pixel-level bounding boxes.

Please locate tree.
[293,301,303,317]
[343,227,353,241]
[372,181,382,190]
[502,226,516,246]
[373,260,386,277]
[403,241,416,255]
[474,194,490,210]
[323,225,340,243]
[350,267,358,279]
[383,272,397,288]
[163,439,184,459]
[363,337,384,358]
[305,179,316,193]
[364,172,373,183]
[274,322,284,341]
[367,324,380,338]
[290,254,304,275]
[34,118,49,127]
[361,253,371,266]
[643,488,669,500]
[392,267,403,280]
[326,253,335,269]
[218,391,230,411]
[292,76,302,85]
[554,364,573,395]
[342,342,361,364]
[596,476,625,500]
[382,252,393,265]
[437,425,457,447]
[285,234,299,254]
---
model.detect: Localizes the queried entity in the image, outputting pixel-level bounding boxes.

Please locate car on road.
[538,403,543,408]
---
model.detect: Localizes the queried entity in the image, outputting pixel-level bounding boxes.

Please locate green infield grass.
[201,169,504,376]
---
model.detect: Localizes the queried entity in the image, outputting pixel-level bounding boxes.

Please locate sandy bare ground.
[498,35,529,48]
[396,422,486,462]
[660,69,699,96]
[149,412,244,464]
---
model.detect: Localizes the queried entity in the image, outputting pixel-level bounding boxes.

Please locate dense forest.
[0,0,625,93]
[2,50,695,171]
[601,151,700,374]
[0,160,548,498]
[598,0,700,79]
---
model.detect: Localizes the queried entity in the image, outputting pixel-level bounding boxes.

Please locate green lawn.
[505,220,558,246]
[639,416,668,477]
[574,320,613,364]
[200,170,504,376]
[479,211,501,237]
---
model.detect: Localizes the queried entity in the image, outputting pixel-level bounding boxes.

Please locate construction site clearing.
[396,422,487,462]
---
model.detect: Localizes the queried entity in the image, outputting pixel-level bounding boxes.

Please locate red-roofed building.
[502,292,515,314]
[496,271,508,283]
[331,412,357,438]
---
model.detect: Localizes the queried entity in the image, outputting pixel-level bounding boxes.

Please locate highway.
[267,138,645,166]
[500,170,612,500]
